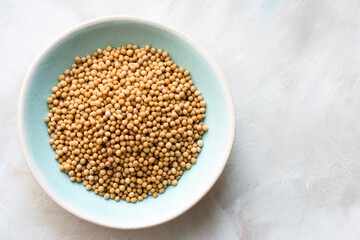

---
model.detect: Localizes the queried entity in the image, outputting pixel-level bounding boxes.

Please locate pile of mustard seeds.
[45,45,207,203]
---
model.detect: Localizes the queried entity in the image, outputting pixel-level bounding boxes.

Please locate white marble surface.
[1,0,360,239]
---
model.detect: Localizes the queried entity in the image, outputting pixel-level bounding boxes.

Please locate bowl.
[18,16,235,229]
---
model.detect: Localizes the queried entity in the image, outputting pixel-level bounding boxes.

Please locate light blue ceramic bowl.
[18,16,235,229]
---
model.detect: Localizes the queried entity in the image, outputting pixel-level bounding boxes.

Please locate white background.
[1,0,360,239]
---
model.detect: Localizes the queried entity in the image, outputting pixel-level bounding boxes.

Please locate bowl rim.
[18,15,236,229]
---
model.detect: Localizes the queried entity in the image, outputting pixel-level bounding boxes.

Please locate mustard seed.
[45,45,208,203]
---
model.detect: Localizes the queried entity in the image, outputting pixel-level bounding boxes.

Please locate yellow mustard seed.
[45,45,208,203]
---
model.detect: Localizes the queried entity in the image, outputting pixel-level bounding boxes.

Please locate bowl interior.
[21,18,234,228]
